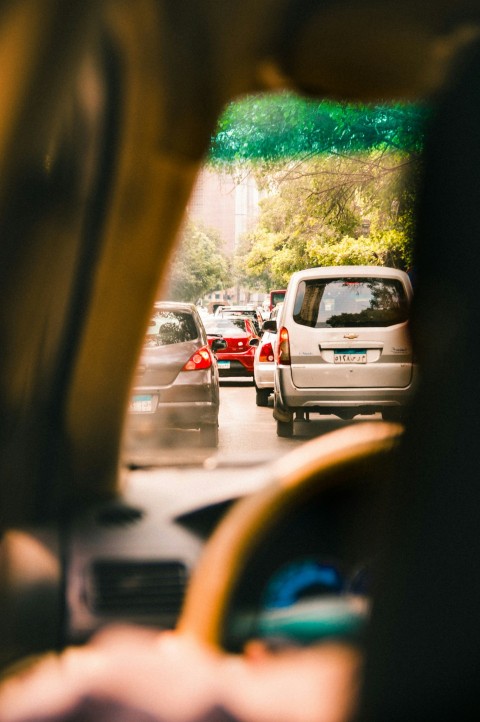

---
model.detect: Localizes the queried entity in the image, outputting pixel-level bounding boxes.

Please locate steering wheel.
[178,421,403,650]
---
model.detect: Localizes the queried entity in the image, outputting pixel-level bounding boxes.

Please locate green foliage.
[163,222,230,303]
[241,228,412,289]
[211,93,428,164]
[237,151,417,288]
[305,229,412,269]
[208,93,424,292]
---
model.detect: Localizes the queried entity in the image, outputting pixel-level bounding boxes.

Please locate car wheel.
[277,417,294,437]
[255,388,270,407]
[382,408,403,422]
[337,410,355,420]
[199,423,219,447]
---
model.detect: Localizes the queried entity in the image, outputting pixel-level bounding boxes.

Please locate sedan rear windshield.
[204,318,250,337]
[293,277,409,328]
[221,311,261,333]
[145,311,199,346]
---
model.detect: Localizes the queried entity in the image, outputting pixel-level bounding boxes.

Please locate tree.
[162,221,230,303]
[237,150,417,288]
[209,93,424,289]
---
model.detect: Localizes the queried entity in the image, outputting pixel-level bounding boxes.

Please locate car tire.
[277,418,294,437]
[199,423,219,447]
[338,410,355,420]
[382,408,403,422]
[255,388,270,407]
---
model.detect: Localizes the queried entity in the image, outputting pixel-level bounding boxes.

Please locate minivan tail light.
[259,342,274,363]
[276,327,291,365]
[182,346,212,371]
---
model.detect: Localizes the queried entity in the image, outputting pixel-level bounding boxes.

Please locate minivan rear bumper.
[275,365,418,413]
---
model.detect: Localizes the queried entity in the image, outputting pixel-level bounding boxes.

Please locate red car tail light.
[259,341,274,363]
[276,327,291,365]
[182,346,213,371]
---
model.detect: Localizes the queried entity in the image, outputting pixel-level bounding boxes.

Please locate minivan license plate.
[334,350,367,364]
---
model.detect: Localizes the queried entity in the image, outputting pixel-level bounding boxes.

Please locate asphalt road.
[123,377,382,464]
[217,379,380,462]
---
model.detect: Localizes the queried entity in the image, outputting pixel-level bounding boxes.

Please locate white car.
[272,267,416,436]
[253,303,284,406]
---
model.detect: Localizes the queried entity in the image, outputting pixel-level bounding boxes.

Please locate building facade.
[188,167,265,306]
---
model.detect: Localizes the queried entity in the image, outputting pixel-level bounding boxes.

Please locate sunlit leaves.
[236,152,417,288]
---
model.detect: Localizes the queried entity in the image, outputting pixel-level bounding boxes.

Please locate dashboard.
[65,457,276,643]
[64,447,385,652]
[1,423,394,669]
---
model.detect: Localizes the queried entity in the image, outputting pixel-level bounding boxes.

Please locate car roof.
[153,301,198,313]
[288,265,410,281]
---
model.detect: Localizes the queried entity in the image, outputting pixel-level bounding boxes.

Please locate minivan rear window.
[145,311,198,346]
[293,277,409,328]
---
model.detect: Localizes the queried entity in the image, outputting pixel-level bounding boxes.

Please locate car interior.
[1,1,480,720]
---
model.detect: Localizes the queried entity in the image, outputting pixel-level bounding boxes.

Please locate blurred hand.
[223,640,361,722]
[0,626,361,722]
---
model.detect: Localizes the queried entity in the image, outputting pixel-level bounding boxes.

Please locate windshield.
[204,318,252,336]
[124,93,421,463]
[270,291,286,308]
[145,311,199,346]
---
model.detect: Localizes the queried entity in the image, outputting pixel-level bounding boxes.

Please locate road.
[123,378,382,463]
[217,379,379,461]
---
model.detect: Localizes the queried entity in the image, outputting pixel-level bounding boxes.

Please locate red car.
[204,316,259,378]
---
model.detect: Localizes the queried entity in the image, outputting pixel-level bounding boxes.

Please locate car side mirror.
[262,320,277,333]
[249,338,260,347]
[211,338,227,352]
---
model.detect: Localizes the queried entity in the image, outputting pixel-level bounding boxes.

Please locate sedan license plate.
[130,395,155,412]
[334,350,367,364]
[217,360,231,369]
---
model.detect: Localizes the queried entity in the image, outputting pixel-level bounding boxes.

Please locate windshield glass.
[123,92,422,462]
[204,318,252,336]
[270,291,286,308]
[145,311,199,346]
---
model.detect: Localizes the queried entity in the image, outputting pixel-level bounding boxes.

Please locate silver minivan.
[272,266,416,436]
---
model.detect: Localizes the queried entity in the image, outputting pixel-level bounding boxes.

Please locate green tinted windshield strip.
[210,94,428,163]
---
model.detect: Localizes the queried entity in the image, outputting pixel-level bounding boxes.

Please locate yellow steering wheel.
[178,421,403,649]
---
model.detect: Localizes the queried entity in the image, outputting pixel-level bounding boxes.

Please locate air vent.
[95,503,144,527]
[89,560,188,617]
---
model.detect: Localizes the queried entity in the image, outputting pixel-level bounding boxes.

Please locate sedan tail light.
[275,326,291,365]
[182,346,213,371]
[259,341,274,363]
